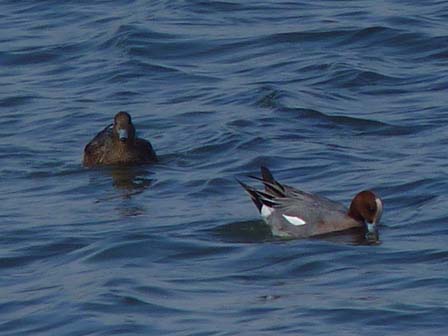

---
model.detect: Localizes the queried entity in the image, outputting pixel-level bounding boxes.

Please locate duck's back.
[268,188,360,238]
[83,125,113,167]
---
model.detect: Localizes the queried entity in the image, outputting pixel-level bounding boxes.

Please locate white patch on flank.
[260,205,273,219]
[282,214,306,226]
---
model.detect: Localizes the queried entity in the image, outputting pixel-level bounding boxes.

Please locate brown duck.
[83,112,158,167]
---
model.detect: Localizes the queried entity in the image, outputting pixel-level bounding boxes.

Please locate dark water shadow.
[214,220,380,246]
[213,220,274,243]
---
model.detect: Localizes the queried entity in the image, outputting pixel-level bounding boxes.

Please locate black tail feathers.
[236,178,263,211]
[237,166,286,211]
[260,166,275,184]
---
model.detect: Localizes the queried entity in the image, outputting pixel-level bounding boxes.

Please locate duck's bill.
[118,129,128,142]
[365,223,379,241]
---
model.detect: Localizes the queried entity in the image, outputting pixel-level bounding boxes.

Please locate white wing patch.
[282,214,306,226]
[260,205,274,219]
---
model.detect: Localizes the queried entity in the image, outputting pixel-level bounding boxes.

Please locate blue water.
[2,1,448,335]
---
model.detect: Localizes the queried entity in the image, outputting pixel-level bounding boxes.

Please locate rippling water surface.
[2,1,448,335]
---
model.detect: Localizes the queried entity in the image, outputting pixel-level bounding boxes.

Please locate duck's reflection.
[93,165,154,209]
[312,227,381,246]
[109,165,153,196]
[110,166,154,218]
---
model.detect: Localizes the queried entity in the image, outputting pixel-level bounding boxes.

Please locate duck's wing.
[254,166,346,212]
[83,124,113,166]
[270,197,352,237]
[274,191,345,223]
[288,188,346,213]
[135,137,158,163]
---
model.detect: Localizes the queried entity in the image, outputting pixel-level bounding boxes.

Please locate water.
[1,1,448,335]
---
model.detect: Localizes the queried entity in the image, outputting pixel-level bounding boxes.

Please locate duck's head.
[348,190,383,241]
[113,112,136,144]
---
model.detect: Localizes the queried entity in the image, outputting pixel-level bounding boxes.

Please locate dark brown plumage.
[83,112,157,167]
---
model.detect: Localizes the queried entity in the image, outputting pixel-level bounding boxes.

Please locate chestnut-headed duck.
[83,112,157,167]
[238,166,383,240]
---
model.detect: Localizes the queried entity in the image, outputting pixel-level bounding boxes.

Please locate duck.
[83,112,158,167]
[238,166,383,240]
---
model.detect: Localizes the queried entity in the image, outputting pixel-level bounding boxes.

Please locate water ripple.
[2,0,448,335]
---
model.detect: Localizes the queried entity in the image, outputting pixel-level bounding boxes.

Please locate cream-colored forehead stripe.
[376,198,383,213]
[375,197,383,222]
[282,214,306,226]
